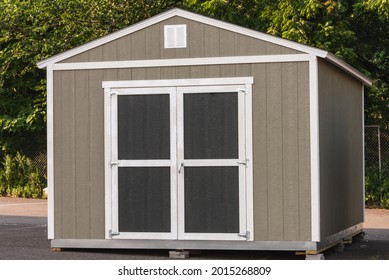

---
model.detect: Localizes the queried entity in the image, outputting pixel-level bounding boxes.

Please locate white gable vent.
[164,24,187,48]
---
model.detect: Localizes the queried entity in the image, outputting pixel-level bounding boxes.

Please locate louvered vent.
[164,25,187,48]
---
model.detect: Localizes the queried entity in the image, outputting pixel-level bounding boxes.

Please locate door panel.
[184,92,238,159]
[184,166,239,233]
[118,167,171,232]
[118,95,170,160]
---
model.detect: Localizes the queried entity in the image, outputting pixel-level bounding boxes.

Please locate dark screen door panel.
[184,167,239,233]
[118,94,170,160]
[118,167,171,232]
[184,93,238,159]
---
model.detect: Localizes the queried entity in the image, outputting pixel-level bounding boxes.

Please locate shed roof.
[37,8,371,86]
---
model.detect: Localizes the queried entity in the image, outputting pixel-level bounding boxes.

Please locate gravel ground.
[1,197,388,260]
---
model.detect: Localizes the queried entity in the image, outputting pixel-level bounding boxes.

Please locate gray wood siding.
[61,16,301,63]
[252,62,311,241]
[318,59,364,239]
[53,62,310,241]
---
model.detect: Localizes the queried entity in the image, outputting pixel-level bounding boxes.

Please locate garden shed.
[37,8,371,255]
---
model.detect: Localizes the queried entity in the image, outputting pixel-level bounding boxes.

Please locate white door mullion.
[170,88,178,239]
[176,88,185,240]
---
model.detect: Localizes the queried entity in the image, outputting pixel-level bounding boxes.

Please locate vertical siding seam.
[265,65,268,240]
[88,71,91,238]
[296,62,301,240]
[72,70,76,238]
[73,70,77,238]
[58,72,63,238]
[280,63,284,241]
[60,72,63,239]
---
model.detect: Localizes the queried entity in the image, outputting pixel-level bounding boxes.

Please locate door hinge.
[109,230,120,238]
[238,231,250,240]
[238,87,248,94]
[237,159,249,167]
[109,90,118,97]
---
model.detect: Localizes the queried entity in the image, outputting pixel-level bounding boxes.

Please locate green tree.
[184,0,389,128]
[1,0,388,155]
[0,0,183,158]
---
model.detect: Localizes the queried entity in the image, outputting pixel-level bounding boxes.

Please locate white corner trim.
[46,64,54,240]
[52,54,311,71]
[325,53,372,86]
[309,55,321,242]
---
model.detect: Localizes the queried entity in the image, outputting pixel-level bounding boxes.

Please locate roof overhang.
[37,8,372,86]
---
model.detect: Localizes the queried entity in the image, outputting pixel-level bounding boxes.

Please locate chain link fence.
[365,126,389,207]
[19,144,47,180]
[2,127,388,203]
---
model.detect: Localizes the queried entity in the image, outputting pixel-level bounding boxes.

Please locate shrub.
[0,152,46,198]
[365,170,389,208]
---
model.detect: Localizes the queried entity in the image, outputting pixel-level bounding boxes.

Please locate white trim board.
[46,65,54,240]
[37,8,325,68]
[103,77,254,89]
[309,55,321,242]
[103,77,254,242]
[37,8,371,86]
[52,54,311,71]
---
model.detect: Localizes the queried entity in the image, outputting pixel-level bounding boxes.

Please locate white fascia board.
[37,9,180,69]
[325,53,372,86]
[38,8,371,86]
[174,9,328,58]
[53,54,311,71]
[37,8,325,69]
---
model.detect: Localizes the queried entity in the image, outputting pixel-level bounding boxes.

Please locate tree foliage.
[0,0,183,156]
[184,0,389,129]
[0,0,388,159]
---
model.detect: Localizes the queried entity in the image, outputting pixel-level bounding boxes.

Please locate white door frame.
[103,77,254,241]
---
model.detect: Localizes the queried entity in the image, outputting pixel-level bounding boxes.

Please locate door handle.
[178,162,184,173]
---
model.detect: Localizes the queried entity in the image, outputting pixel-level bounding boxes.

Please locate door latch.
[109,161,119,166]
[237,159,249,166]
[178,162,184,173]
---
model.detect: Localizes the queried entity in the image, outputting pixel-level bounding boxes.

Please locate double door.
[104,78,253,241]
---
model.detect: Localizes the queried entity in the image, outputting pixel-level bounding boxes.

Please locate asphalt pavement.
[1,198,389,260]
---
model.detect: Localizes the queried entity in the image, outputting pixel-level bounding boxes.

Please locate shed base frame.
[52,239,316,251]
[51,223,363,252]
